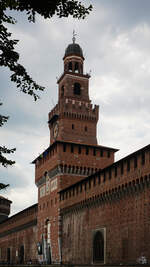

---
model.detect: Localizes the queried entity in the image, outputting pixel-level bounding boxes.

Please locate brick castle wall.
[0,204,38,264]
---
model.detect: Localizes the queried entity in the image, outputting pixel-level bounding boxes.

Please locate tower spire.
[72,29,77,44]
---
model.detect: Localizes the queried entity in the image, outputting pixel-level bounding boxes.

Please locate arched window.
[74,83,81,95]
[68,62,72,72]
[75,62,79,73]
[93,231,104,263]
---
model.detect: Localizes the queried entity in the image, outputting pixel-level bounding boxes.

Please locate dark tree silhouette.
[0,0,92,189]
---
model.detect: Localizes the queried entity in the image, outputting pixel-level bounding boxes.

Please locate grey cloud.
[95,0,150,29]
[1,1,150,214]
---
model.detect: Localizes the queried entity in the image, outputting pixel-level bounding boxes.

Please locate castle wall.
[60,145,150,264]
[61,187,150,264]
[0,204,38,264]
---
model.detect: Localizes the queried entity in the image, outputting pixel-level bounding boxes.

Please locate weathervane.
[72,30,77,43]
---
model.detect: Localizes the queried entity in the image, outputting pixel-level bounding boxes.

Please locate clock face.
[53,123,59,139]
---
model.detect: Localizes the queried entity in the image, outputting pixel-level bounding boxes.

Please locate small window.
[86,147,89,155]
[74,83,81,95]
[127,160,130,172]
[85,126,88,132]
[72,124,74,129]
[63,144,66,152]
[71,144,74,153]
[93,148,96,156]
[107,151,110,158]
[100,150,103,157]
[141,152,145,165]
[78,146,81,154]
[134,156,137,169]
[121,162,124,175]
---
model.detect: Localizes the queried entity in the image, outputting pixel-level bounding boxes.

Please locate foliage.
[0,103,16,190]
[0,0,92,190]
[0,0,92,100]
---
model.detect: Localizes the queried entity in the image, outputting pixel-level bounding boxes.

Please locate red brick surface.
[0,43,149,266]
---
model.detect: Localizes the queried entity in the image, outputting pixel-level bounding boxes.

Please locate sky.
[1,0,150,215]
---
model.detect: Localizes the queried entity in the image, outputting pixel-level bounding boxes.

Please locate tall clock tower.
[33,37,117,264]
[49,36,98,146]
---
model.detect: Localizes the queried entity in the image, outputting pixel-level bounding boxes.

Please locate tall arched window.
[74,83,81,95]
[68,62,72,71]
[93,231,104,263]
[75,62,79,73]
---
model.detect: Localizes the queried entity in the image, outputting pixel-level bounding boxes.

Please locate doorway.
[93,231,104,263]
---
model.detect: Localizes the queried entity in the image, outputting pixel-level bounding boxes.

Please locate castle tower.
[33,37,118,264]
[48,36,98,145]
[0,196,12,223]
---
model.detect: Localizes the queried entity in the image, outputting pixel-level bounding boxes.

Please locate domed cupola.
[64,43,84,59]
[63,31,84,74]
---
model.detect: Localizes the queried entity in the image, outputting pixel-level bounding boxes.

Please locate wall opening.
[74,83,81,95]
[19,245,24,264]
[7,248,10,263]
[68,62,72,72]
[93,231,104,263]
[61,85,64,96]
[75,62,79,73]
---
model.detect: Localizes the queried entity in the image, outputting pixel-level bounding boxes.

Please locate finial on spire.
[72,30,77,44]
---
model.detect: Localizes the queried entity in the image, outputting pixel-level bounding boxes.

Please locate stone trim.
[36,165,95,187]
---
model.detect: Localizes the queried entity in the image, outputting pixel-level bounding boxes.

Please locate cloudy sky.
[1,0,150,215]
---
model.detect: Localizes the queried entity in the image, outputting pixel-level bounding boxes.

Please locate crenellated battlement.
[48,99,99,123]
[59,98,99,121]
[59,144,150,210]
[48,104,59,124]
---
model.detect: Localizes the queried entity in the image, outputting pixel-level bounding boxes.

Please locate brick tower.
[0,196,12,223]
[33,37,117,264]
